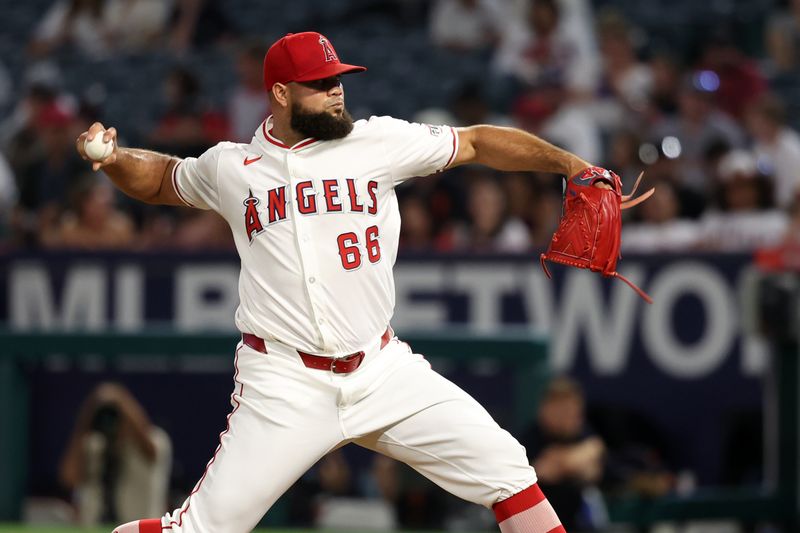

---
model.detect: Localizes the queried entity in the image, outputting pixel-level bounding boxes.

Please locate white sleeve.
[172,142,233,211]
[376,117,459,186]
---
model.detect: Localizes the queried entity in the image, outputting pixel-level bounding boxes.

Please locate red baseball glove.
[539,166,655,303]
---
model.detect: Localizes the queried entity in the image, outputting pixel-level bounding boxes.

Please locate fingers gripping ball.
[84,132,114,161]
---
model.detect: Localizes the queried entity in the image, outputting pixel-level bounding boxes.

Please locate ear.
[271,83,290,109]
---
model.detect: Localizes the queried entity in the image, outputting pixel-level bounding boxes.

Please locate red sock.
[493,483,566,533]
[138,519,162,533]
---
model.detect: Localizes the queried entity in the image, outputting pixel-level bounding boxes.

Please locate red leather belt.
[242,327,393,374]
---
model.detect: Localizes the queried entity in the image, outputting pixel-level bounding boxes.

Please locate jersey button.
[309,277,316,283]
[318,318,324,325]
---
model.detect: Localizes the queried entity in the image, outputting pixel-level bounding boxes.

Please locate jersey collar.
[256,115,319,151]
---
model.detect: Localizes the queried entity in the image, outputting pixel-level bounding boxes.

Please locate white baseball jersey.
[172,115,458,355]
[129,114,540,533]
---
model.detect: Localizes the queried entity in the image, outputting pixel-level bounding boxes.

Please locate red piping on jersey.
[163,346,245,529]
[444,126,458,169]
[262,120,317,151]
[171,160,194,207]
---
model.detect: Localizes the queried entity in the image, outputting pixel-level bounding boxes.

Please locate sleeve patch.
[427,124,443,137]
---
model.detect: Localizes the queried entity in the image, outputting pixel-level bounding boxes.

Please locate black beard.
[290,103,354,140]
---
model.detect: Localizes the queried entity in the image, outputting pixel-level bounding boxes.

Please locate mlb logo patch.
[426,125,443,136]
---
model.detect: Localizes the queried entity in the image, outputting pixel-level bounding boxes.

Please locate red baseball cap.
[263,32,366,91]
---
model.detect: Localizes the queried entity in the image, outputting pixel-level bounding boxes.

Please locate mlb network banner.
[1,251,765,482]
[0,251,762,382]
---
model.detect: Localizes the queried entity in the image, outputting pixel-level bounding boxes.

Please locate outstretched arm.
[76,122,184,206]
[451,125,591,178]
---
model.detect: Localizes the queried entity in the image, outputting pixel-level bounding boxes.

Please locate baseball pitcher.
[76,32,640,533]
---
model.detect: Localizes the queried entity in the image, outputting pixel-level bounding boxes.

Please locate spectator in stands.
[286,450,356,527]
[41,175,136,249]
[500,171,561,249]
[766,3,800,142]
[745,93,800,209]
[450,81,511,127]
[0,151,18,245]
[170,209,234,250]
[502,172,536,227]
[451,173,531,252]
[361,454,399,503]
[766,0,800,76]
[59,382,171,527]
[605,130,644,188]
[4,84,61,155]
[429,0,506,52]
[168,0,233,55]
[228,41,270,143]
[0,59,13,111]
[0,75,61,150]
[30,0,113,59]
[493,0,600,105]
[521,377,606,531]
[399,194,435,251]
[639,140,708,219]
[497,0,601,163]
[698,149,788,250]
[765,0,800,85]
[621,180,700,252]
[30,0,171,59]
[103,0,172,53]
[148,66,229,158]
[8,100,84,245]
[695,30,767,121]
[785,199,800,246]
[649,73,745,193]
[527,184,563,249]
[513,79,602,164]
[594,11,652,130]
[414,81,512,136]
[643,52,681,123]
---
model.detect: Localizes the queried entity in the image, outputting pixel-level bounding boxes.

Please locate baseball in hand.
[84,132,114,161]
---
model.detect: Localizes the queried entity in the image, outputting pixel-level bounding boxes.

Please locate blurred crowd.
[64,378,660,531]
[0,0,799,254]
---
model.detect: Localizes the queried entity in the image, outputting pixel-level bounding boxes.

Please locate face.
[640,182,679,223]
[286,75,354,140]
[530,1,558,35]
[744,107,773,140]
[679,89,711,120]
[81,182,114,225]
[469,179,505,234]
[539,395,584,438]
[724,176,760,211]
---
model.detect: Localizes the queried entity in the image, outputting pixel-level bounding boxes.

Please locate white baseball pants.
[157,333,537,533]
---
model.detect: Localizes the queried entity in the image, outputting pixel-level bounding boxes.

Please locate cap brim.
[294,63,367,82]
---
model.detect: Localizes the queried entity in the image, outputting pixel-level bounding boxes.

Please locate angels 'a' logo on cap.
[319,36,338,63]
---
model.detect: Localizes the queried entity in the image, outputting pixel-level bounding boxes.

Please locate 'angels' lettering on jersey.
[241,179,379,243]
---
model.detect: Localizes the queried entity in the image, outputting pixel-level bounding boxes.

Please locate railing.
[1,328,797,529]
[0,328,549,523]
